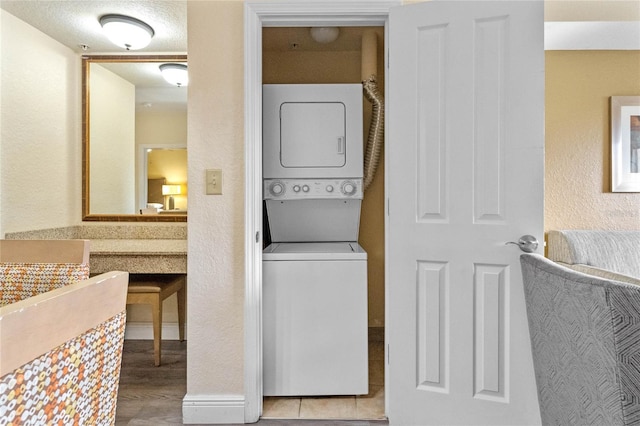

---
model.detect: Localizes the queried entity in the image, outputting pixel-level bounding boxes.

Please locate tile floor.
[262,328,386,421]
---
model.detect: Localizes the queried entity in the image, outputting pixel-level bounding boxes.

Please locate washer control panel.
[264,178,362,200]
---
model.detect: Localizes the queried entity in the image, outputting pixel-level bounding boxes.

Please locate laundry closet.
[261,26,385,419]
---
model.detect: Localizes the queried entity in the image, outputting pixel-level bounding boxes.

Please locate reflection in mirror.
[138,145,187,212]
[82,55,187,221]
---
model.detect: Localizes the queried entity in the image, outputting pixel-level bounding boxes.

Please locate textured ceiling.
[0,0,377,54]
[2,0,638,55]
[0,0,187,54]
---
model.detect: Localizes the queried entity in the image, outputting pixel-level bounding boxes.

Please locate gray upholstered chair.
[547,230,640,284]
[520,253,640,426]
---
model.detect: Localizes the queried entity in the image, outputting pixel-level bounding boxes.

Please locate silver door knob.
[505,235,539,253]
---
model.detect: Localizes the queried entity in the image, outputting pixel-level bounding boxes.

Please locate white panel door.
[387,1,544,425]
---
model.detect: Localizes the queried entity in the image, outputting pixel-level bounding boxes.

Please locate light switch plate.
[206,169,222,195]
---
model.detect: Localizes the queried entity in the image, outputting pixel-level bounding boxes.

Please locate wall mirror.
[82,55,188,221]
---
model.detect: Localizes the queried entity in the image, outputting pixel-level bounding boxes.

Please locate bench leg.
[151,296,162,367]
[177,285,186,342]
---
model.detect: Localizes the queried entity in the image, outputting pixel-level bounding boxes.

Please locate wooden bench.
[127,274,186,366]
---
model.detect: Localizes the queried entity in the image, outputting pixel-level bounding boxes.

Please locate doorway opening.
[260,26,385,421]
[243,3,394,423]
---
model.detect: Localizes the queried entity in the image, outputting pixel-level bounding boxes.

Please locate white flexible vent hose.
[363,75,384,191]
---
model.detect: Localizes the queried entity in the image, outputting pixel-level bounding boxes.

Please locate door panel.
[280,102,346,168]
[387,1,544,424]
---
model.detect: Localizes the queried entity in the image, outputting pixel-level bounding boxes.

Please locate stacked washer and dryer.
[262,84,369,396]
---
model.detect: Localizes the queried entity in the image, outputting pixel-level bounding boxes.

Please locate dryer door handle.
[337,137,345,154]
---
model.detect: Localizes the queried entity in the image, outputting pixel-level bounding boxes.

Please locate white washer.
[262,84,368,396]
[263,242,368,396]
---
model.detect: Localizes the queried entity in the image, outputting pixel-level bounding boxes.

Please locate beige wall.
[136,109,188,146]
[89,64,136,214]
[263,27,386,327]
[545,50,640,236]
[0,10,81,234]
[187,0,245,396]
[545,0,640,21]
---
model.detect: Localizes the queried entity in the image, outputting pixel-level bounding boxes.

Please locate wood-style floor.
[116,340,187,425]
[116,338,388,426]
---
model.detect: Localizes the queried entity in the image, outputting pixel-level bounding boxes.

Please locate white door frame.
[244,1,398,422]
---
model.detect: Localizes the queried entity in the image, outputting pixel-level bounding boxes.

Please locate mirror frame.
[82,54,188,222]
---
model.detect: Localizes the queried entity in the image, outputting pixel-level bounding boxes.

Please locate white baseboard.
[182,394,246,424]
[124,321,186,340]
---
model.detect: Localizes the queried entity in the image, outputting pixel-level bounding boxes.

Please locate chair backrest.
[547,230,640,278]
[0,239,90,263]
[0,240,91,306]
[520,253,640,426]
[0,271,128,425]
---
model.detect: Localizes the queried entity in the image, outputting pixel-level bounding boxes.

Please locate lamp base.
[168,196,175,210]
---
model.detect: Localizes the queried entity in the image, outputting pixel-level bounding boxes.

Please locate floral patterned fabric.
[0,263,90,307]
[0,311,126,426]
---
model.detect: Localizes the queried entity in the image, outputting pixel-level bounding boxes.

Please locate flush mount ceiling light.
[310,27,340,44]
[99,14,154,50]
[160,63,189,87]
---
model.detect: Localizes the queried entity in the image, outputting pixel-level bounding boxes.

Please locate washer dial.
[269,181,285,197]
[341,180,357,196]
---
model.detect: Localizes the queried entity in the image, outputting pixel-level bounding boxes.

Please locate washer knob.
[342,181,356,195]
[302,185,310,193]
[293,185,301,192]
[326,185,334,192]
[270,182,284,196]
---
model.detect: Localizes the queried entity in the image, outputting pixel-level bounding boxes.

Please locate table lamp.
[162,185,181,210]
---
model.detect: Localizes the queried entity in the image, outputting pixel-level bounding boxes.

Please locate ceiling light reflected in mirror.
[160,63,189,87]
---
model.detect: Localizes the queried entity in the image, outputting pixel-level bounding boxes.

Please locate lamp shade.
[99,14,154,50]
[162,185,181,196]
[160,63,189,87]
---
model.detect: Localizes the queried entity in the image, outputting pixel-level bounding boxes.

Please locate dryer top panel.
[263,84,363,179]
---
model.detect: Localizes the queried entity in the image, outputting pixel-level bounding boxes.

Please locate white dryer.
[263,84,363,180]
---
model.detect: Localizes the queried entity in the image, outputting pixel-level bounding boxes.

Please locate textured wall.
[545,51,640,234]
[186,1,245,396]
[0,10,81,234]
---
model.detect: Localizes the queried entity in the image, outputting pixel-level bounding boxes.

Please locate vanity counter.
[4,224,188,275]
[90,239,187,274]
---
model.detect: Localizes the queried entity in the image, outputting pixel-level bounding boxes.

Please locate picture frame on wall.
[611,96,640,192]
